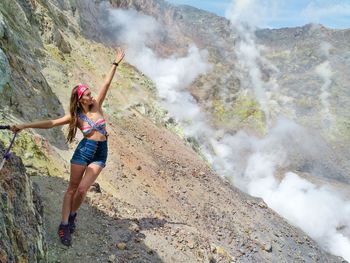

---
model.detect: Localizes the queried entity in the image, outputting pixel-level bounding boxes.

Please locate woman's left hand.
[114,47,125,64]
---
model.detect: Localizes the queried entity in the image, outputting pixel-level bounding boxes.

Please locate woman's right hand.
[10,124,25,133]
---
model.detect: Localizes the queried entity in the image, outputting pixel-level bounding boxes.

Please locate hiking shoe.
[68,213,77,234]
[58,223,71,246]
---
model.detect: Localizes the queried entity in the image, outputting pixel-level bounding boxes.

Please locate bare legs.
[61,163,103,223]
[71,164,103,212]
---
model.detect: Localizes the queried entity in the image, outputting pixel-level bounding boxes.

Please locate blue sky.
[166,0,350,29]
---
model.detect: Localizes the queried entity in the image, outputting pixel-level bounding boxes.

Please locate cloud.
[224,0,350,29]
[225,0,279,28]
[301,2,350,24]
[169,0,350,29]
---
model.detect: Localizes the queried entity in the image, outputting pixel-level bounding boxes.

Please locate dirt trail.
[32,175,169,263]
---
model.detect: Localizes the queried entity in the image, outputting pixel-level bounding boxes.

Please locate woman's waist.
[81,136,108,144]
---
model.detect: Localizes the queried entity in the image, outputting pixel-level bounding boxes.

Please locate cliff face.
[0,0,68,151]
[0,141,47,262]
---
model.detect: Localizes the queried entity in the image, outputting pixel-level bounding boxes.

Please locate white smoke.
[225,0,278,29]
[267,172,350,260]
[225,0,281,127]
[101,2,350,261]
[100,8,160,49]
[224,1,350,260]
[320,42,332,57]
[210,116,350,260]
[315,61,333,122]
[100,6,213,139]
[315,42,334,127]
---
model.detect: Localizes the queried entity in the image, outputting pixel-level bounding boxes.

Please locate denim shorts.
[70,138,108,168]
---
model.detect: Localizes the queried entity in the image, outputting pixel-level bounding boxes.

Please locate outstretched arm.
[11,114,71,133]
[95,47,125,108]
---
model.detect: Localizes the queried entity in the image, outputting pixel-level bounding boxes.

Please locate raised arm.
[95,47,125,108]
[11,114,71,133]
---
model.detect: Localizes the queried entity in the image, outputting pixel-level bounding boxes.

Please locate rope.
[0,127,17,171]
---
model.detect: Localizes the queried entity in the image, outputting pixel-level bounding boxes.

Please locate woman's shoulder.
[87,102,104,118]
[91,99,102,110]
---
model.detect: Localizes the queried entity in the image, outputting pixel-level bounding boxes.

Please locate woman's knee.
[66,183,79,194]
[76,186,88,197]
[65,187,77,196]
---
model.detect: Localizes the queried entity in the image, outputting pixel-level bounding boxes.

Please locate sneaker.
[58,223,71,246]
[68,213,77,234]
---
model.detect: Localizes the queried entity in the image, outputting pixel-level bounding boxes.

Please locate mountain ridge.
[0,0,349,262]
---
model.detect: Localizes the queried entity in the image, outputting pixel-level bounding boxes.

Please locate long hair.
[67,85,81,143]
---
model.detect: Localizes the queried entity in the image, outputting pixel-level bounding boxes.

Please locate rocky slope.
[31,111,346,262]
[0,141,47,262]
[0,0,348,262]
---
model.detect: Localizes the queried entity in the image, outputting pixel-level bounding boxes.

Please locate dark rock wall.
[0,141,47,263]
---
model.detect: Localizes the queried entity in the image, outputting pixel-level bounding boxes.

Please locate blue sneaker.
[58,223,71,246]
[68,213,77,234]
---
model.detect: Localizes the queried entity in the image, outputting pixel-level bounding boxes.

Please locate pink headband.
[77,84,89,99]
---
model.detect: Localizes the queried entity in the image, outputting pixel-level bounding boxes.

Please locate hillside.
[110,0,350,182]
[0,0,348,262]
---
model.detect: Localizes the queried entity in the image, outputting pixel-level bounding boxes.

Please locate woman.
[11,48,125,246]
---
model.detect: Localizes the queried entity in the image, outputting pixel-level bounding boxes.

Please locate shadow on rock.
[31,175,165,263]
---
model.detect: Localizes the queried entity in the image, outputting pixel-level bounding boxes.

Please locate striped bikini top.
[78,113,107,136]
